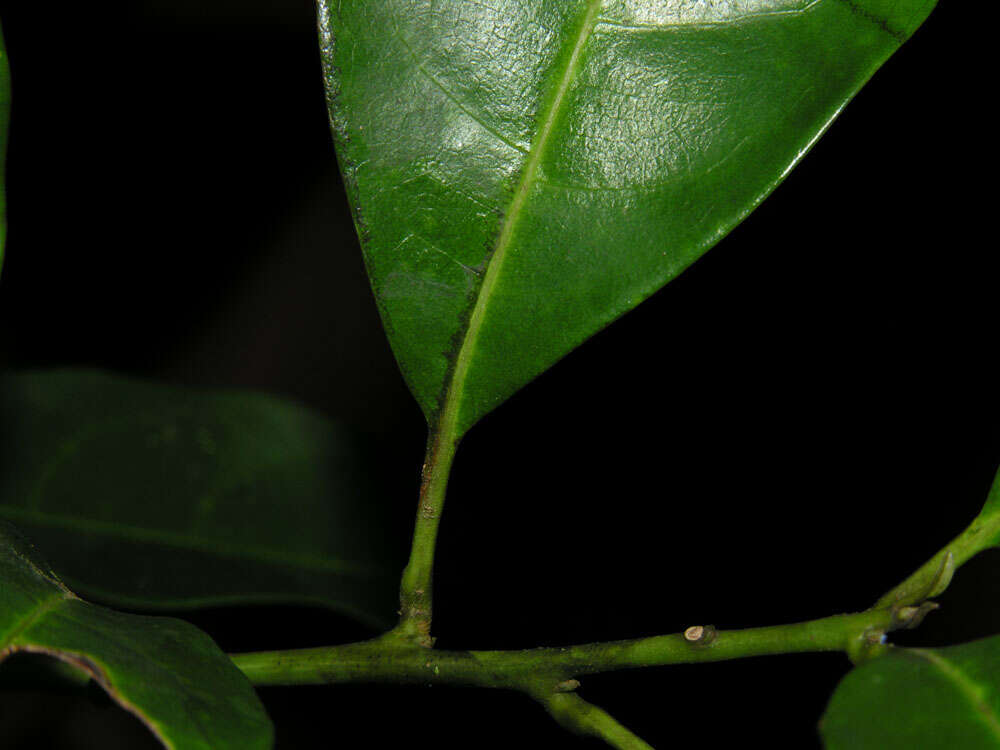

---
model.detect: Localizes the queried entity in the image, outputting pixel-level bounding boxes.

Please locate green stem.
[877,510,1000,609]
[234,608,909,748]
[394,431,457,647]
[233,609,904,748]
[540,692,654,750]
[389,0,606,653]
[233,608,897,688]
[326,458,997,746]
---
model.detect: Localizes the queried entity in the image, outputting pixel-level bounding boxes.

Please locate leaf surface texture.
[0,521,273,749]
[822,637,1000,749]
[0,370,397,627]
[320,0,937,436]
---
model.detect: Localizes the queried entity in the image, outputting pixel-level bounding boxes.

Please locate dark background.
[0,1,997,747]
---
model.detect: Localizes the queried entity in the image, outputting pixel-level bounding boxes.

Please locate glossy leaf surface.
[320,0,937,438]
[821,637,1000,748]
[0,521,273,749]
[0,370,397,628]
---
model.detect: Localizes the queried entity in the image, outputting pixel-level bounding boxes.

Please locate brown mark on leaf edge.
[0,645,171,748]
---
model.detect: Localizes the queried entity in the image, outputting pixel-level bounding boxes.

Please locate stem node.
[554,678,581,693]
[847,627,888,665]
[683,624,717,646]
[892,601,939,631]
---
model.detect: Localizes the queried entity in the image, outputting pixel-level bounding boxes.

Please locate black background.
[0,2,997,748]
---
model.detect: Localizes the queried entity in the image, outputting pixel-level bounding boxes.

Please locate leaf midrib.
[911,648,1000,741]
[433,0,604,438]
[0,593,66,650]
[0,506,389,578]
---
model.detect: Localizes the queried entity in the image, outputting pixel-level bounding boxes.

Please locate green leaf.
[0,19,10,273]
[0,521,274,749]
[821,637,1000,749]
[319,0,937,439]
[0,369,398,628]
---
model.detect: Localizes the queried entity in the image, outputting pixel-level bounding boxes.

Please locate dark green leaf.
[320,0,937,439]
[0,521,274,749]
[821,637,1000,749]
[0,19,9,273]
[0,369,397,628]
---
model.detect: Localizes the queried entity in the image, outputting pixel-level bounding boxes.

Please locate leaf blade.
[0,521,274,750]
[821,637,1000,749]
[320,0,937,437]
[0,369,398,628]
